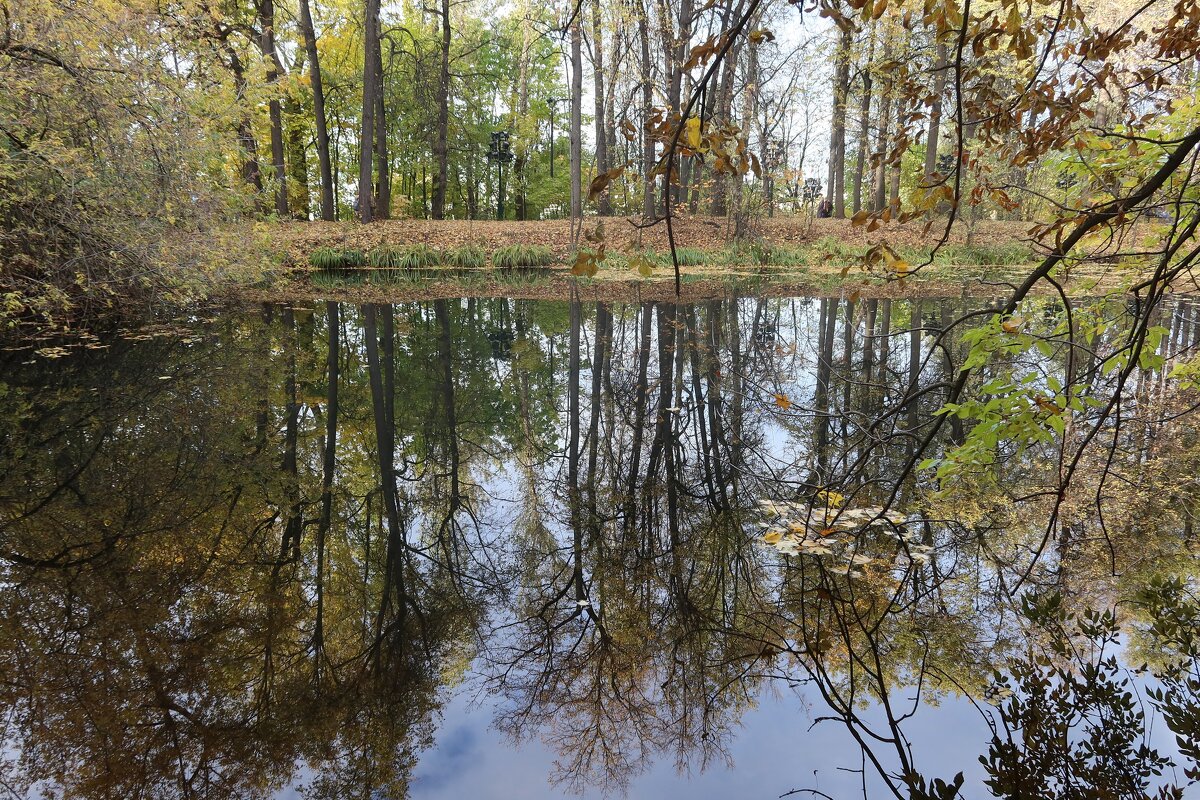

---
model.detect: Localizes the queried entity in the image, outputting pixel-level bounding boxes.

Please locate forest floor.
[237,215,1184,303]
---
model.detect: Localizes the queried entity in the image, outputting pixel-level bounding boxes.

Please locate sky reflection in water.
[1,295,1197,799]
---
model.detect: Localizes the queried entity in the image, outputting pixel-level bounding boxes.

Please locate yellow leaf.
[629,254,654,277]
[816,489,845,507]
[684,117,703,150]
[1001,316,1025,334]
[774,393,792,410]
[571,250,599,277]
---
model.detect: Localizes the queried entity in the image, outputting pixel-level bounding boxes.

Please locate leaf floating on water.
[774,393,792,410]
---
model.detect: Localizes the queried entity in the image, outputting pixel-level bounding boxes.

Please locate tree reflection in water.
[0,295,1197,798]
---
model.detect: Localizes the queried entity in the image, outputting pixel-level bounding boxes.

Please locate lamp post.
[547,97,562,177]
[487,130,514,220]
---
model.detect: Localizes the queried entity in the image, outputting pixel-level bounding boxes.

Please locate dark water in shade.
[1,295,1197,799]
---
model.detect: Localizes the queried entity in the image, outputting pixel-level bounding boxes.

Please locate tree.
[431,0,452,219]
[357,0,381,222]
[298,0,335,220]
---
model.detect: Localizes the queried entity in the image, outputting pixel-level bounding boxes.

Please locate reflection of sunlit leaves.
[816,489,844,508]
[983,682,1014,705]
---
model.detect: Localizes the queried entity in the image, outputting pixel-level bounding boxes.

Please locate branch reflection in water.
[0,294,1197,798]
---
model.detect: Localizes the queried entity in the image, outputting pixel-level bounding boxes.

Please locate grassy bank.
[6,214,1177,330]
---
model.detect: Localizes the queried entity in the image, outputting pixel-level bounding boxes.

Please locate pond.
[1,295,1197,799]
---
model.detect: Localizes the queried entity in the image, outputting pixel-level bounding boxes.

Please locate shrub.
[443,244,486,269]
[368,245,407,269]
[653,247,708,267]
[310,247,366,270]
[768,246,809,266]
[492,244,555,268]
[401,243,441,269]
[366,243,441,271]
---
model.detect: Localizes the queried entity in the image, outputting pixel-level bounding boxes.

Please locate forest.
[4,0,1200,798]
[7,0,1200,311]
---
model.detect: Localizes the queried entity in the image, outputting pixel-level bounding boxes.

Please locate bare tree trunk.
[873,41,893,213]
[431,0,451,219]
[357,0,380,222]
[667,0,694,207]
[373,35,390,219]
[923,42,947,183]
[828,21,852,217]
[259,0,289,217]
[852,26,876,214]
[570,9,583,231]
[710,0,743,217]
[515,6,532,220]
[733,9,759,233]
[591,0,611,215]
[637,0,655,220]
[299,0,335,220]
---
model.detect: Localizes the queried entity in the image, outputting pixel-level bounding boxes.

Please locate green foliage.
[443,244,486,269]
[367,245,408,269]
[812,236,863,260]
[654,247,707,267]
[401,244,441,269]
[310,247,366,270]
[492,244,554,269]
[768,246,810,266]
[367,244,440,270]
[930,243,1034,266]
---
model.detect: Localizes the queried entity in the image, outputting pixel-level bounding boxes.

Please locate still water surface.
[1,295,1197,798]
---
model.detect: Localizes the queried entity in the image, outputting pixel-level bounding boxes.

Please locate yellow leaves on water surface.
[774,393,792,410]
